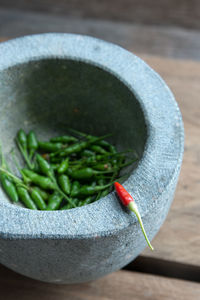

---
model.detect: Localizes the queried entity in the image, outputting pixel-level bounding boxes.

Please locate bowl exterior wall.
[0,175,178,284]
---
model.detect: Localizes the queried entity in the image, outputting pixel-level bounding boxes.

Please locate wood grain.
[1,0,200,30]
[1,8,200,60]
[0,265,199,300]
[140,55,200,266]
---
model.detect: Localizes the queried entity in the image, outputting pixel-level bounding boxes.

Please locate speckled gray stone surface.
[0,33,184,284]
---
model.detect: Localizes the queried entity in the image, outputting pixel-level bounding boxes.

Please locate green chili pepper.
[0,128,137,210]
[36,154,53,177]
[0,147,19,203]
[33,186,49,201]
[68,129,113,149]
[68,128,106,142]
[70,181,81,197]
[16,130,34,169]
[58,174,71,195]
[61,203,72,210]
[73,198,80,205]
[100,189,110,197]
[46,192,63,210]
[97,140,110,147]
[93,163,112,171]
[67,167,112,180]
[96,139,117,154]
[75,182,112,196]
[30,188,47,210]
[111,158,118,168]
[83,155,97,164]
[81,149,95,157]
[50,135,77,143]
[80,196,95,206]
[72,151,127,168]
[17,186,37,209]
[11,150,33,186]
[109,144,117,154]
[57,158,69,174]
[38,141,63,152]
[50,134,112,158]
[50,156,64,164]
[20,169,32,185]
[98,178,106,185]
[27,130,38,158]
[69,155,96,167]
[51,141,89,158]
[96,140,117,154]
[61,199,79,209]
[32,163,76,207]
[95,178,106,200]
[22,169,55,190]
[75,158,136,179]
[32,162,41,173]
[90,145,108,155]
[94,151,129,162]
[0,172,19,203]
[68,128,92,138]
[17,129,27,152]
[51,163,59,171]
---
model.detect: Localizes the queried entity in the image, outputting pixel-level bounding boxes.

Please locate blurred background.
[0,1,200,299]
[1,0,200,59]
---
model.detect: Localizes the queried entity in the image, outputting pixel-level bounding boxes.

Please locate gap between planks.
[0,265,199,300]
[125,256,200,283]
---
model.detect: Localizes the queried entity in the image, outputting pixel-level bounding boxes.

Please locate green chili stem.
[128,201,154,251]
[0,167,27,189]
[0,144,11,171]
[119,157,138,168]
[11,151,31,185]
[11,151,22,173]
[16,139,34,169]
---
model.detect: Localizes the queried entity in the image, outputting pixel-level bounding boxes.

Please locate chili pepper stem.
[11,151,26,179]
[16,139,34,170]
[0,144,10,171]
[128,201,154,251]
[0,167,28,189]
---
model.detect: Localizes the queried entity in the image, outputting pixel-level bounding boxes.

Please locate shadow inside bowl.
[0,58,147,206]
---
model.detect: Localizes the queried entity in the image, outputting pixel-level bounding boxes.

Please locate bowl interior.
[0,58,147,206]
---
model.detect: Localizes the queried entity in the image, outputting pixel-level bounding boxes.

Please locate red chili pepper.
[114,182,154,251]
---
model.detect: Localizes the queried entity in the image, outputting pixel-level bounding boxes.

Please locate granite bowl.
[0,33,184,284]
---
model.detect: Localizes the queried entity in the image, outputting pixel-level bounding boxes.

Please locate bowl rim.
[0,33,184,239]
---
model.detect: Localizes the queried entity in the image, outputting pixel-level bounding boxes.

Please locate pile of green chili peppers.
[0,129,137,210]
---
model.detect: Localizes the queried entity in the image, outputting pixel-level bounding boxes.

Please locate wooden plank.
[1,0,200,30]
[0,265,199,300]
[139,55,200,266]
[1,8,200,60]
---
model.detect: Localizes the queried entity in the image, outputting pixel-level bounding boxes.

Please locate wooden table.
[0,38,199,299]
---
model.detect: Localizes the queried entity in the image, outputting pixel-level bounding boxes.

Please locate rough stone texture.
[0,33,184,283]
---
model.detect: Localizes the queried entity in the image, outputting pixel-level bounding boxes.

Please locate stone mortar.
[0,33,184,284]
